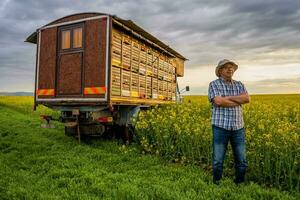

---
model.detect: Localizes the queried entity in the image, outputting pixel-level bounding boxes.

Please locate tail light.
[97,117,113,123]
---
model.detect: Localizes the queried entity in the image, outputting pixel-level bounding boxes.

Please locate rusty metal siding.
[38,27,57,98]
[57,53,82,96]
[100,18,108,88]
[83,18,107,98]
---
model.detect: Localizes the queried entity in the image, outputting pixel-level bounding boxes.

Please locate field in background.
[0,96,58,117]
[0,95,299,199]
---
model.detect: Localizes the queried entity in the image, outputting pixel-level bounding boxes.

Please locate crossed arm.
[213,93,250,107]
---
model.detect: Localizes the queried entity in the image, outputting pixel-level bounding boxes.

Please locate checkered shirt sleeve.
[208,79,247,130]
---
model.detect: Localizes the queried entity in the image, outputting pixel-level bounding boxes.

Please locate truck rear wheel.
[65,126,77,136]
[122,125,133,143]
[64,124,105,137]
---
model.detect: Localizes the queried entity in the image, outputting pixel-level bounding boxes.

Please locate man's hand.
[213,93,250,107]
[227,93,250,105]
[213,96,240,107]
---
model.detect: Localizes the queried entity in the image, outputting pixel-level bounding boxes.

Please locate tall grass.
[0,96,59,117]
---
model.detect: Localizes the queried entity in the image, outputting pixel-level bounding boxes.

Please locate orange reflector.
[98,117,113,123]
[84,87,106,95]
[37,89,54,96]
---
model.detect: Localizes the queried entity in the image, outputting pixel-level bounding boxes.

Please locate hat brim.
[215,61,238,77]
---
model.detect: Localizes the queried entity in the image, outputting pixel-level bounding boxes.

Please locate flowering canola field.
[135,94,300,191]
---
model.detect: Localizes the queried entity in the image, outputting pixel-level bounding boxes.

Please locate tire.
[65,124,105,136]
[65,126,77,136]
[122,125,133,143]
[80,124,105,136]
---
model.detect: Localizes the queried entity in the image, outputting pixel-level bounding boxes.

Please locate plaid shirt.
[208,77,247,130]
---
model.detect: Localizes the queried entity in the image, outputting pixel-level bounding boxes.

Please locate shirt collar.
[219,77,233,84]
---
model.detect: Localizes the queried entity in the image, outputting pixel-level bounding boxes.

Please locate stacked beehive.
[152,50,159,78]
[152,50,159,99]
[139,45,147,75]
[152,78,158,99]
[131,39,139,73]
[111,29,122,67]
[139,44,147,98]
[122,70,130,96]
[146,76,152,99]
[146,49,153,77]
[131,39,140,98]
[131,72,139,97]
[111,28,177,101]
[158,55,165,100]
[139,73,146,98]
[122,35,131,70]
[111,29,122,96]
[121,34,131,96]
[111,67,121,96]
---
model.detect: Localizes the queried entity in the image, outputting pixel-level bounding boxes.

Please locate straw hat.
[215,59,238,77]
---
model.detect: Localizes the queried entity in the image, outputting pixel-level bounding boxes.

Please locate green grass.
[0,96,299,199]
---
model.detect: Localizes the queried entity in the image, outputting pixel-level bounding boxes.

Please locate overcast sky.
[0,0,300,94]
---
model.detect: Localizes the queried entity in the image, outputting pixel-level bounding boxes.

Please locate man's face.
[220,63,235,79]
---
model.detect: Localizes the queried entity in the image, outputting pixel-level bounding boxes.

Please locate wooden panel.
[57,53,82,95]
[109,25,178,103]
[172,58,184,77]
[38,27,57,98]
[131,72,139,97]
[110,96,175,105]
[152,77,158,99]
[111,67,121,96]
[121,69,130,96]
[84,18,107,97]
[131,39,139,73]
[122,34,131,70]
[146,76,152,99]
[111,29,122,67]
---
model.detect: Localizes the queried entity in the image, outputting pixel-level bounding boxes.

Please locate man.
[208,59,250,185]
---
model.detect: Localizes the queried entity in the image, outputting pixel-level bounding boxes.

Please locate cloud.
[184,77,300,95]
[0,0,300,93]
[178,63,300,95]
[246,77,300,94]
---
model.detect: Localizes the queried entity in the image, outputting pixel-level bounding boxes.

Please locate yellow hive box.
[131,91,139,97]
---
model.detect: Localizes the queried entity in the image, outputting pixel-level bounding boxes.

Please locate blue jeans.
[212,125,247,183]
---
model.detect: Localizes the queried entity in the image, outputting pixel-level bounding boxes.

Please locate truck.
[25,12,187,142]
